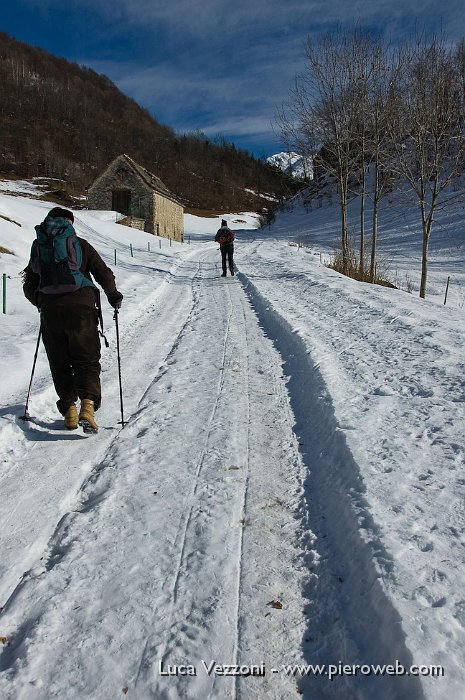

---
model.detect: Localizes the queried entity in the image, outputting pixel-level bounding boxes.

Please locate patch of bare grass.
[328,248,397,289]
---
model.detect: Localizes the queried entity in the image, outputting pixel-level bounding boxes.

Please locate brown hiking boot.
[78,399,98,433]
[64,403,79,430]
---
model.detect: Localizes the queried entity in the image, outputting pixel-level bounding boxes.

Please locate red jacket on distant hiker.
[215,220,235,276]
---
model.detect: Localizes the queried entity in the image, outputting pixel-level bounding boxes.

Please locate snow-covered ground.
[0,182,464,699]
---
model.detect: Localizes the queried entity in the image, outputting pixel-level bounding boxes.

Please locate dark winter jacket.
[215,225,235,246]
[23,236,118,312]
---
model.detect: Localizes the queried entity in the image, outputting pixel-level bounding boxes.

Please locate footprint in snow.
[413,586,447,608]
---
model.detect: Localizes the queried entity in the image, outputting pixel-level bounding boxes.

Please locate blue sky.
[2,0,465,158]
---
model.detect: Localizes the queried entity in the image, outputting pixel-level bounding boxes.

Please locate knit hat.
[47,207,74,223]
[221,219,227,227]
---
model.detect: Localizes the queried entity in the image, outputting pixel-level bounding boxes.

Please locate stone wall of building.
[117,216,146,231]
[153,193,184,242]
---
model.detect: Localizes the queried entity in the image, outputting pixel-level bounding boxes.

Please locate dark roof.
[121,154,176,200]
[93,153,183,207]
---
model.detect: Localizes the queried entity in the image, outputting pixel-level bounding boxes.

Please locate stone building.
[87,154,184,241]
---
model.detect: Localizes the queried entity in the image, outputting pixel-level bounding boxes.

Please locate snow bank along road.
[0,242,435,699]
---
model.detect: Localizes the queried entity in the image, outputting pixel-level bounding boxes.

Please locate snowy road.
[0,247,311,699]
[1,221,461,698]
[2,188,465,699]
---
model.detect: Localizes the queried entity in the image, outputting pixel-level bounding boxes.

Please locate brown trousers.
[41,305,101,415]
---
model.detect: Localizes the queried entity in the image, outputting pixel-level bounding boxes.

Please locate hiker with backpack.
[214,219,235,276]
[22,207,123,433]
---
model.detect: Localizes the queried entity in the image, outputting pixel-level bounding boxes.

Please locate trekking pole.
[113,307,126,428]
[20,324,42,420]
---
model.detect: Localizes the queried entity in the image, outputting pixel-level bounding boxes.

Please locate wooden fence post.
[444,276,451,305]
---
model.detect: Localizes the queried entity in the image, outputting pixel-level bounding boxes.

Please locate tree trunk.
[339,179,350,273]
[419,227,429,299]
[360,165,366,275]
[370,162,380,282]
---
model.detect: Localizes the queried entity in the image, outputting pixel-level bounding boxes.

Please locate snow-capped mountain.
[267,151,313,180]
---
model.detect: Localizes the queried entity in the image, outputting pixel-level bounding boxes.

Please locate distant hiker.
[22,207,123,433]
[215,219,235,276]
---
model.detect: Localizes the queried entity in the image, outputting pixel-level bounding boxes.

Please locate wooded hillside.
[0,32,299,211]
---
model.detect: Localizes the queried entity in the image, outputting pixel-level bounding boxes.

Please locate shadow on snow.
[240,272,425,700]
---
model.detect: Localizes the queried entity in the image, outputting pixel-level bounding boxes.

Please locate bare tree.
[387,36,465,298]
[278,28,394,273]
[365,45,401,281]
[277,29,371,273]
[347,33,386,276]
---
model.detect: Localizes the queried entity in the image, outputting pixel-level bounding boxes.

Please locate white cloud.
[22,0,465,40]
[15,0,465,154]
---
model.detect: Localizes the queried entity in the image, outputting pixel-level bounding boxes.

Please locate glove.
[107,290,123,309]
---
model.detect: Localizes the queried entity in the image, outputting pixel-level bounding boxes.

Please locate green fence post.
[2,273,6,314]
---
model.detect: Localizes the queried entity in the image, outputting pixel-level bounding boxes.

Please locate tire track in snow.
[230,283,312,700]
[133,257,246,699]
[130,256,312,700]
[229,292,251,700]
[240,272,425,700]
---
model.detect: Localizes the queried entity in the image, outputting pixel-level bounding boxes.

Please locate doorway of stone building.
[112,189,131,215]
